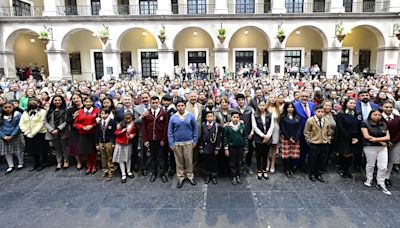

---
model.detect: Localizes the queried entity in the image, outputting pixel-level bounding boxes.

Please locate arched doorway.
[61,28,102,80]
[228,26,270,73]
[117,28,158,78]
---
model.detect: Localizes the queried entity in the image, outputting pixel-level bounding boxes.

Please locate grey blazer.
[44,109,69,140]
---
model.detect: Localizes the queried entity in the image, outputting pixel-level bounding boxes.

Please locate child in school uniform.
[96,108,117,181]
[303,104,331,182]
[224,111,248,185]
[200,111,223,184]
[113,111,136,183]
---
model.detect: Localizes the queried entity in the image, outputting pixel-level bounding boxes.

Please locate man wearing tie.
[134,92,151,176]
[249,88,265,111]
[186,92,202,167]
[356,90,379,121]
[2,83,21,102]
[294,92,315,171]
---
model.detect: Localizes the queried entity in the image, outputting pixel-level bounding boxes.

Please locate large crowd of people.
[0,71,399,196]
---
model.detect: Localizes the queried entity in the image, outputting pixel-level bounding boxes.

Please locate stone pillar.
[43,0,60,16]
[376,47,400,75]
[214,48,229,69]
[158,49,174,79]
[157,0,172,15]
[322,47,342,77]
[214,0,228,14]
[100,0,117,15]
[0,51,17,80]
[271,0,286,13]
[389,0,400,12]
[329,0,344,13]
[102,49,121,78]
[269,48,285,76]
[46,49,70,81]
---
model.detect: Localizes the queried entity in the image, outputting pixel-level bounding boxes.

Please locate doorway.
[141,52,159,78]
[310,50,322,68]
[235,50,255,71]
[359,49,371,71]
[93,52,104,80]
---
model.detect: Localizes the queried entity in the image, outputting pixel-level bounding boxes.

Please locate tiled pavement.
[1,160,400,228]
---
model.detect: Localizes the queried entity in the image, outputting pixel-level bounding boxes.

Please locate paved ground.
[1,159,400,228]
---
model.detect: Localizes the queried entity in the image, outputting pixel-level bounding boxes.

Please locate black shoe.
[236,176,242,184]
[231,177,237,185]
[257,172,262,180]
[188,178,196,186]
[5,167,14,175]
[338,170,346,178]
[29,166,39,172]
[285,170,291,178]
[160,174,168,183]
[142,169,148,176]
[309,175,316,181]
[316,175,325,183]
[17,165,24,170]
[55,167,61,172]
[345,170,353,178]
[168,170,175,177]
[204,176,210,184]
[177,179,184,188]
[127,172,135,178]
[121,176,127,183]
[385,179,392,188]
[150,175,157,182]
[393,165,400,173]
[36,166,46,172]
[211,177,217,185]
[263,172,269,180]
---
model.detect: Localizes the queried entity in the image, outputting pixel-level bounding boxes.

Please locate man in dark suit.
[294,91,315,171]
[142,96,169,183]
[2,83,22,102]
[134,92,151,176]
[115,95,135,123]
[161,95,177,176]
[249,87,265,110]
[356,90,379,121]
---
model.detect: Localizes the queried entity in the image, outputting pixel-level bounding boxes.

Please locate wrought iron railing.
[350,1,389,13]
[0,6,44,16]
[286,2,330,13]
[228,3,272,14]
[171,4,214,15]
[57,5,93,16]
[114,5,157,15]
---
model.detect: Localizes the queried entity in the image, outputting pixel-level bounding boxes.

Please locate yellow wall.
[228,27,269,70]
[14,33,48,71]
[342,27,378,71]
[174,28,215,68]
[65,29,102,78]
[120,29,158,70]
[286,27,324,67]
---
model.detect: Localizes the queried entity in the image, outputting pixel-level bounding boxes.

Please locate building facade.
[0,0,400,81]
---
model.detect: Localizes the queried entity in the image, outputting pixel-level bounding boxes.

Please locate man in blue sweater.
[168,100,198,188]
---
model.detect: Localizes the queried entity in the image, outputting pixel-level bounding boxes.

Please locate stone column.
[157,0,172,15]
[100,0,117,15]
[42,0,60,16]
[322,47,342,77]
[269,48,285,76]
[271,0,286,13]
[389,0,400,12]
[102,49,122,78]
[329,0,344,13]
[158,49,174,79]
[0,51,17,80]
[376,46,400,75]
[214,0,228,14]
[46,49,70,81]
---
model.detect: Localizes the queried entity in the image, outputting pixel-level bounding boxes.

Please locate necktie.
[208,123,212,129]
[318,119,322,128]
[304,104,310,117]
[102,121,106,129]
[387,116,392,122]
[153,110,156,116]
[13,92,17,101]
[30,111,36,117]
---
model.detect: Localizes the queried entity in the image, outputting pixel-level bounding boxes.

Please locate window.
[141,52,159,78]
[65,0,78,15]
[13,0,31,16]
[343,0,352,12]
[69,52,81,75]
[91,0,100,15]
[187,0,206,14]
[285,50,302,67]
[313,0,325,12]
[94,52,104,80]
[235,51,254,71]
[120,52,132,73]
[171,0,178,14]
[139,0,157,15]
[117,0,129,14]
[188,51,207,68]
[363,0,375,12]
[341,50,350,67]
[236,0,255,14]
[286,0,303,13]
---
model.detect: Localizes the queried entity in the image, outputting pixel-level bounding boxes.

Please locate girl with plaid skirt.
[279,102,301,178]
[113,111,136,183]
[0,102,25,174]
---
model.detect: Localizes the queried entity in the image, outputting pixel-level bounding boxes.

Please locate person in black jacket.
[95,108,117,181]
[161,95,177,177]
[199,111,223,184]
[279,102,302,178]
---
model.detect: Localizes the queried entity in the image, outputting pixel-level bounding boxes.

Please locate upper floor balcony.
[0,0,394,18]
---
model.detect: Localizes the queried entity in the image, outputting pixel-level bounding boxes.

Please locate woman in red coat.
[73,97,100,175]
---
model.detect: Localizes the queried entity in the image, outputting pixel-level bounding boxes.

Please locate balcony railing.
[286,2,330,13]
[57,5,93,16]
[0,6,44,17]
[171,4,214,15]
[113,5,157,15]
[228,3,272,14]
[349,1,389,13]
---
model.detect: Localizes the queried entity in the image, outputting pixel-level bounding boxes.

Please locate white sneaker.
[376,184,392,196]
[363,180,371,187]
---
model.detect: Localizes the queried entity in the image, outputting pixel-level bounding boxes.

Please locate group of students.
[0,80,399,196]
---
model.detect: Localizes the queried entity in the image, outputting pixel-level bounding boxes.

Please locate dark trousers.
[163,144,175,172]
[255,143,270,171]
[245,138,254,166]
[308,143,328,176]
[229,146,244,178]
[352,142,363,169]
[150,140,165,176]
[202,153,217,177]
[132,136,148,171]
[25,133,47,167]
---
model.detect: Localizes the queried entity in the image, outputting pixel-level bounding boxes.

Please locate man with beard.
[356,90,379,121]
[249,87,265,111]
[186,92,203,167]
[202,98,217,123]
